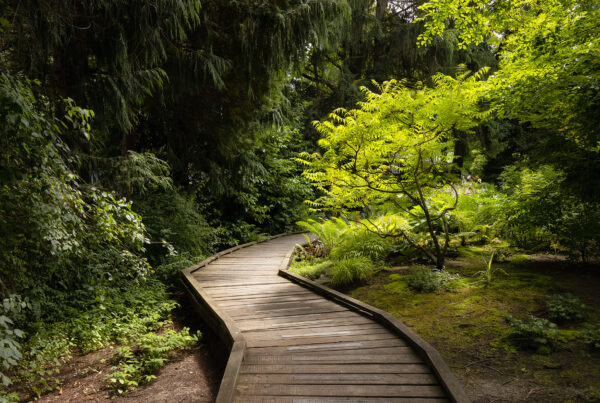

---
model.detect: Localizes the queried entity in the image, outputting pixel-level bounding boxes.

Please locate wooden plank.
[228,305,348,320]
[247,337,407,353]
[195,273,279,278]
[235,384,446,398]
[249,346,413,356]
[227,253,289,257]
[193,277,279,282]
[245,332,402,348]
[243,353,422,365]
[206,285,309,297]
[210,290,313,301]
[193,273,278,278]
[235,310,370,325]
[239,319,373,333]
[215,294,323,307]
[204,282,301,291]
[242,323,390,341]
[210,292,312,303]
[198,279,291,288]
[237,373,438,385]
[216,257,285,263]
[240,363,432,375]
[205,262,282,267]
[181,268,245,403]
[236,397,449,403]
[235,314,374,332]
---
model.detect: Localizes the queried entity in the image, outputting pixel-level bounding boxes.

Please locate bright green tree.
[299,71,484,269]
[418,0,600,150]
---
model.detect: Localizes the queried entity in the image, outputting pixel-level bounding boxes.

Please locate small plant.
[0,391,19,403]
[296,218,349,254]
[584,324,600,350]
[330,229,392,263]
[106,328,200,395]
[547,293,587,322]
[0,295,29,387]
[329,257,373,286]
[505,314,557,354]
[289,259,333,280]
[294,239,326,261]
[406,266,459,293]
[475,250,507,286]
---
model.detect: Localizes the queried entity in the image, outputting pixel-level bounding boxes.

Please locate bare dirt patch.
[35,345,218,403]
[31,294,223,403]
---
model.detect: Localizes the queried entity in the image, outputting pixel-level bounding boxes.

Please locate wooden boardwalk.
[182,234,468,403]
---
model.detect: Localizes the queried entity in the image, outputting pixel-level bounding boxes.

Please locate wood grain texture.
[182,233,469,403]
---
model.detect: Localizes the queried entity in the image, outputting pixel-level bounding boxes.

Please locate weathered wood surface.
[182,234,468,403]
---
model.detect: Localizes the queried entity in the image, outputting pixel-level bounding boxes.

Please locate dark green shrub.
[0,295,29,387]
[584,324,600,350]
[407,266,459,293]
[547,293,587,322]
[133,190,217,265]
[505,314,557,353]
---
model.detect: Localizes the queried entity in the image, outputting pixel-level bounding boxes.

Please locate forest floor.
[25,295,222,403]
[344,250,600,403]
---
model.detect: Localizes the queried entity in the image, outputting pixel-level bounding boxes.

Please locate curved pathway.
[182,234,468,402]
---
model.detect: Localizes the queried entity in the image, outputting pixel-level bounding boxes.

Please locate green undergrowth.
[4,280,199,400]
[107,328,200,396]
[290,223,393,286]
[289,258,333,280]
[347,250,600,401]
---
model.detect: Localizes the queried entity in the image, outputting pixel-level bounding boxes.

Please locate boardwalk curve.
[181,234,469,403]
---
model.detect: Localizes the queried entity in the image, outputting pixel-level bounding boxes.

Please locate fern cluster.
[295,217,395,286]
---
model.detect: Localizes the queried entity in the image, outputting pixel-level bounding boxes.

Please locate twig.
[463,358,491,368]
[526,387,542,399]
[482,364,504,375]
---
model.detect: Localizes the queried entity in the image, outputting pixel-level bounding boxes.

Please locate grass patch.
[289,258,333,280]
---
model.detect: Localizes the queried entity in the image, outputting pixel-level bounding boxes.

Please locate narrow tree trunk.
[375,0,389,20]
[121,131,137,156]
[414,151,445,270]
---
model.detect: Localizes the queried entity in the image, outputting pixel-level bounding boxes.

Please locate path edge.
[180,232,301,403]
[278,253,471,403]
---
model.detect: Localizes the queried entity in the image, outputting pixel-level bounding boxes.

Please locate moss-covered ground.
[344,249,600,402]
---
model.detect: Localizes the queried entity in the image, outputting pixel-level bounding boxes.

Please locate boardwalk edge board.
[278,252,470,403]
[181,232,300,403]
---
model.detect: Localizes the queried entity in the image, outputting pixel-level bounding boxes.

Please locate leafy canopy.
[418,0,600,149]
[299,72,484,211]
